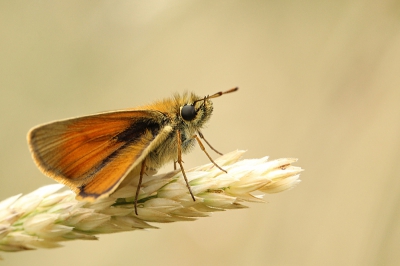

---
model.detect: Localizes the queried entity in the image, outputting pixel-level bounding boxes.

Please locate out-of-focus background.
[1,1,399,265]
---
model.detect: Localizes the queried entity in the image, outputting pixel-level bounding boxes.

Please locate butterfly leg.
[177,130,196,201]
[134,158,146,215]
[193,135,227,173]
[197,129,223,155]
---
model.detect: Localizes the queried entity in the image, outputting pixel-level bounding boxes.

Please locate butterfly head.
[179,87,238,129]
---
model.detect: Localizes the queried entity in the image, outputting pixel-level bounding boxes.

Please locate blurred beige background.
[1,1,399,265]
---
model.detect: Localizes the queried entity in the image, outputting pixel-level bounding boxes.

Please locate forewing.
[28,110,168,199]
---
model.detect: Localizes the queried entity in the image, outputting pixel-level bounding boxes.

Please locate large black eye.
[181,105,196,121]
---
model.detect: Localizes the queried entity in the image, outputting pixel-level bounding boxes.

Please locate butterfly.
[28,87,238,214]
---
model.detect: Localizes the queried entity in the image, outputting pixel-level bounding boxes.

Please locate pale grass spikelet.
[0,150,302,257]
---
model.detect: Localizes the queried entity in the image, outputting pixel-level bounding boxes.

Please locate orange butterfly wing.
[28,110,169,200]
